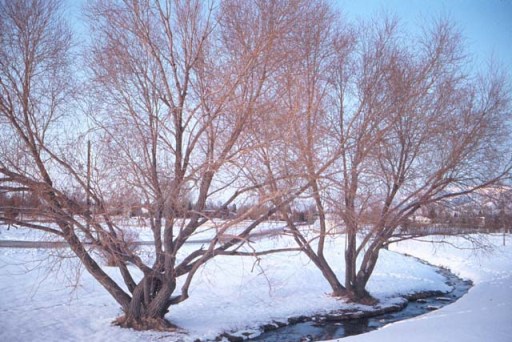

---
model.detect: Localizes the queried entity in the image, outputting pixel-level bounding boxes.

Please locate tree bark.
[114,274,177,331]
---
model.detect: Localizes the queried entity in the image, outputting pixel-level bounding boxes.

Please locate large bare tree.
[280,16,512,301]
[338,18,510,300]
[0,0,314,330]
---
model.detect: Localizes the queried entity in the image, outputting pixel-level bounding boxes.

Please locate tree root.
[112,315,179,332]
[330,289,378,306]
[351,295,378,306]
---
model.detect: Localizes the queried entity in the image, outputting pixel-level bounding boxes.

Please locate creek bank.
[210,259,472,342]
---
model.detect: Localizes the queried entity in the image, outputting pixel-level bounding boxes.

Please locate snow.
[0,218,286,243]
[1,223,511,341]
[337,234,512,342]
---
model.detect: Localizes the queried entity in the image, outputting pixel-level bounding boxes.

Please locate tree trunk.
[114,275,177,331]
[63,229,131,310]
[348,245,381,304]
[344,225,357,297]
[349,281,374,304]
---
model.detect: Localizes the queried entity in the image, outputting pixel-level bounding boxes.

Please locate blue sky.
[65,0,512,72]
[337,0,512,72]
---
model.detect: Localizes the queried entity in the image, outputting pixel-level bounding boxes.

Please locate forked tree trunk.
[115,275,178,331]
[346,240,381,304]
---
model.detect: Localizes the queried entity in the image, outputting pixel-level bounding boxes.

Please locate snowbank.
[337,234,512,342]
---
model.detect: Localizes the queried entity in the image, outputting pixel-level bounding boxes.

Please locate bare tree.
[0,0,77,227]
[328,17,510,301]
[255,12,511,303]
[0,0,307,331]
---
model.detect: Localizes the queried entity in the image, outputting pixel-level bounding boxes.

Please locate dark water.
[249,269,472,342]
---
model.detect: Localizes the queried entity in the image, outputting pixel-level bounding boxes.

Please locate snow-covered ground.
[1,223,510,341]
[0,218,287,243]
[338,234,512,342]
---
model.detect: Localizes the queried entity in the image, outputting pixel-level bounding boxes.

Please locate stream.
[246,266,472,342]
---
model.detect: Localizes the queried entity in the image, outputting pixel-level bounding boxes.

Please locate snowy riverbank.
[337,234,512,342]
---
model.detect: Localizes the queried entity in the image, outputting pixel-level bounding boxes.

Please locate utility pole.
[86,140,91,231]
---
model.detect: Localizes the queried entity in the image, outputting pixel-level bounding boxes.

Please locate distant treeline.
[0,192,317,224]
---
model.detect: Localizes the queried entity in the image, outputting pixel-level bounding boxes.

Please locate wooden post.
[87,140,91,230]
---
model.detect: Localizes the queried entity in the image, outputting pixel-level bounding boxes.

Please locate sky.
[336,0,512,72]
[65,0,512,73]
